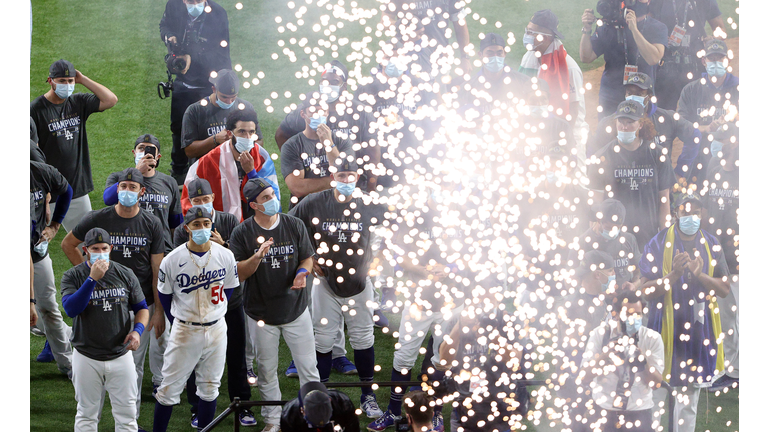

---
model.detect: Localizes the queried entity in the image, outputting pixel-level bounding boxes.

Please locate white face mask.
[134,151,145,165]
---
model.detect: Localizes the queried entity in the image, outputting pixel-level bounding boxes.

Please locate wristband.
[133,322,145,337]
[30,298,36,305]
[296,268,308,277]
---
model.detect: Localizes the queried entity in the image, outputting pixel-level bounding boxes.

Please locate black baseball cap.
[184,206,213,225]
[49,59,75,79]
[115,168,145,187]
[188,178,214,199]
[615,100,644,121]
[84,228,111,247]
[705,39,728,57]
[624,72,653,91]
[530,9,564,40]
[574,250,614,278]
[330,157,359,174]
[480,33,506,51]
[673,193,704,212]
[209,69,240,95]
[299,382,333,427]
[134,134,161,151]
[322,60,348,82]
[713,122,738,143]
[242,178,273,203]
[594,198,626,225]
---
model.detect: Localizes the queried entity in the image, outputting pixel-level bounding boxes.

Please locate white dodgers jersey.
[158,242,239,323]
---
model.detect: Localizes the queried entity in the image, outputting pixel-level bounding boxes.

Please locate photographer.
[280,382,360,432]
[577,292,664,432]
[400,390,435,432]
[580,0,668,120]
[159,0,232,184]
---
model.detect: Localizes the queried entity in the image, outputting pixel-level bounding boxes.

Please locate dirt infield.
[581,37,739,163]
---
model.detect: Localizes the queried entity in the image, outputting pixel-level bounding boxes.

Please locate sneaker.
[247,368,259,387]
[332,356,358,375]
[285,360,298,378]
[36,340,54,363]
[361,393,384,418]
[261,423,280,432]
[432,410,445,432]
[138,427,149,432]
[373,310,389,328]
[30,327,45,337]
[367,410,400,431]
[707,375,739,392]
[380,288,396,312]
[190,414,198,429]
[239,409,258,427]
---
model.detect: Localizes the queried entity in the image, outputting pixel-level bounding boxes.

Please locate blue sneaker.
[332,356,358,375]
[361,393,384,418]
[285,360,298,378]
[367,410,400,431]
[373,310,389,328]
[36,340,54,363]
[239,408,257,427]
[190,414,198,429]
[708,375,739,392]
[432,410,445,432]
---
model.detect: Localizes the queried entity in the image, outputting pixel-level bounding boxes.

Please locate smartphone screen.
[145,146,157,157]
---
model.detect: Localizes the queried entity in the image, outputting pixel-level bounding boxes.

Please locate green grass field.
[30,0,739,430]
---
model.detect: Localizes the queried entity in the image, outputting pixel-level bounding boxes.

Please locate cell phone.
[145,146,157,157]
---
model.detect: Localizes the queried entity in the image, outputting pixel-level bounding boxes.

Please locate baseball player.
[61,168,166,420]
[61,228,148,432]
[229,178,320,432]
[174,179,257,428]
[280,382,361,432]
[30,160,74,374]
[288,158,387,418]
[153,206,240,432]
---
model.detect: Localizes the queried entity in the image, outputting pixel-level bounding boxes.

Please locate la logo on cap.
[197,188,202,194]
[97,234,103,242]
[127,172,133,180]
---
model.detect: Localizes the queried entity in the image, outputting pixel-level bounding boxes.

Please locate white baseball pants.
[155,319,227,406]
[33,255,72,372]
[72,348,138,432]
[249,308,320,424]
[312,276,375,352]
[393,301,461,372]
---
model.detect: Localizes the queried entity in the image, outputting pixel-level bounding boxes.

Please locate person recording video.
[159,0,232,185]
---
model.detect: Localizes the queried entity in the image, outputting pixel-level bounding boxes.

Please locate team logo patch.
[158,269,166,283]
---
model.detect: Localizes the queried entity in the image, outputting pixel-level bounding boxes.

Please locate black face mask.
[629,3,650,17]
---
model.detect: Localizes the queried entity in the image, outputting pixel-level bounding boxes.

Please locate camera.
[165,42,189,75]
[596,0,637,23]
[393,417,411,432]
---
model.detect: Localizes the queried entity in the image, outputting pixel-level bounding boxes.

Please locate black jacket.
[280,390,360,432]
[159,0,231,87]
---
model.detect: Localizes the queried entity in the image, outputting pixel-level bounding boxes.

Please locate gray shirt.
[61,261,145,361]
[181,96,258,164]
[229,214,314,325]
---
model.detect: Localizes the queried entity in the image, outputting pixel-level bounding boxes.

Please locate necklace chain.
[186,245,212,274]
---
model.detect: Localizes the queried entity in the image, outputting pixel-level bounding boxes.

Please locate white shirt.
[158,242,239,323]
[580,323,665,411]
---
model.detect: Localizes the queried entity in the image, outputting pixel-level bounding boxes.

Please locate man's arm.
[580,9,599,63]
[147,253,166,338]
[76,70,118,112]
[658,189,671,230]
[236,237,274,282]
[284,172,333,199]
[275,126,293,151]
[437,319,464,370]
[30,255,37,327]
[61,231,86,265]
[626,11,665,66]
[708,16,727,38]
[453,18,471,72]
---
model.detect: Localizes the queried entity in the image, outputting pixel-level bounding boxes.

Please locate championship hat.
[530,9,564,39]
[322,60,348,82]
[705,39,728,57]
[299,382,333,428]
[713,122,738,143]
[624,72,653,91]
[209,69,240,95]
[673,193,704,213]
[134,134,161,151]
[188,178,214,199]
[84,228,112,247]
[329,157,359,174]
[184,206,213,225]
[615,100,644,121]
[594,198,627,225]
[49,59,75,79]
[480,32,506,51]
[115,168,145,187]
[574,250,614,278]
[242,178,273,203]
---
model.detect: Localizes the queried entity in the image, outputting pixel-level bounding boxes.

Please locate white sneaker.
[261,423,280,432]
[361,393,384,419]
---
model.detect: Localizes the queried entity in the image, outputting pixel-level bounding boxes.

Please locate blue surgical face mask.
[335,180,356,196]
[201,202,214,214]
[678,215,701,235]
[483,56,505,73]
[625,94,647,107]
[55,83,75,99]
[545,171,558,184]
[384,62,404,78]
[309,116,327,131]
[710,140,724,155]
[530,105,548,117]
[602,227,620,240]
[190,228,212,245]
[89,252,110,265]
[134,151,145,166]
[118,190,139,207]
[706,61,727,78]
[601,273,616,292]
[235,136,255,153]
[34,240,49,256]
[186,1,205,18]
[617,130,637,145]
[216,97,235,110]
[258,197,280,216]
[625,316,643,336]
[319,84,341,103]
[522,33,536,48]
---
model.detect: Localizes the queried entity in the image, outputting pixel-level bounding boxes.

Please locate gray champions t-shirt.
[61,261,145,361]
[289,189,387,297]
[229,214,314,325]
[72,207,164,305]
[107,171,181,254]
